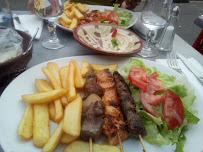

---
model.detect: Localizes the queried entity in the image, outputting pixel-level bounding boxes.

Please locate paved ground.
[7,0,203,47]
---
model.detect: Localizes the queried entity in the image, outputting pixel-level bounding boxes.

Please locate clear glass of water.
[138,0,172,57]
[34,0,66,49]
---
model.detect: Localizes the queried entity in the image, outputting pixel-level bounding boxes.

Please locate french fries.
[63,95,82,137]
[47,62,62,88]
[64,141,120,152]
[80,60,89,77]
[72,60,85,89]
[21,89,67,104]
[18,60,120,151]
[42,120,64,152]
[69,18,78,29]
[49,102,56,122]
[60,133,78,144]
[33,104,50,148]
[67,61,77,102]
[43,64,65,122]
[58,1,89,29]
[91,63,118,72]
[17,105,33,139]
[35,79,53,92]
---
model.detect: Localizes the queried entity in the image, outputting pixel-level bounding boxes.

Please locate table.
[0,13,203,152]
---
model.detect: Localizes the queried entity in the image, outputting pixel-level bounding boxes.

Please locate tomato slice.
[128,67,148,91]
[101,10,119,25]
[140,90,161,118]
[108,11,119,25]
[112,29,117,37]
[101,10,112,19]
[163,89,184,130]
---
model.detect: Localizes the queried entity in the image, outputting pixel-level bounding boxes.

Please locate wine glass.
[34,0,66,49]
[138,0,172,57]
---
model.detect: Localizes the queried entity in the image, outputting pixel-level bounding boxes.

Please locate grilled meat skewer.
[81,66,104,142]
[84,66,103,98]
[113,71,146,138]
[96,69,128,145]
[81,100,104,141]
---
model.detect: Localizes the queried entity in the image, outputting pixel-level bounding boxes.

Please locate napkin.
[156,57,203,94]
[13,14,44,40]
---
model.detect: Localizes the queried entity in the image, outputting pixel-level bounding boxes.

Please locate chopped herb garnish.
[111,39,118,47]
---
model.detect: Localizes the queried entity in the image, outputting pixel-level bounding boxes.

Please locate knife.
[176,53,203,79]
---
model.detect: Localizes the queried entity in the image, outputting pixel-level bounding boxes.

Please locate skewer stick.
[117,132,124,152]
[89,137,93,152]
[138,134,147,152]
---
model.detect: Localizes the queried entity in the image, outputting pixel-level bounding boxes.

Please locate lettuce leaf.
[119,58,199,151]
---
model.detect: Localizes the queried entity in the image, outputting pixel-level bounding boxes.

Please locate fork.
[167,51,186,76]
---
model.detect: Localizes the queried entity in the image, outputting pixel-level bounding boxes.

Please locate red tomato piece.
[140,90,161,118]
[101,10,112,20]
[108,11,119,25]
[163,89,184,130]
[147,72,164,93]
[112,29,117,37]
[128,67,148,91]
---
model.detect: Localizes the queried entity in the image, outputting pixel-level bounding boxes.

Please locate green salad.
[119,58,199,152]
[100,4,132,28]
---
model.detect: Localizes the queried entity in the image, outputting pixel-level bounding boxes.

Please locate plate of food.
[56,0,138,32]
[0,56,202,152]
[73,23,143,55]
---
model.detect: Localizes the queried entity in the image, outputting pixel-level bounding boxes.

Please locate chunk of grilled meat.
[81,101,104,141]
[84,66,103,97]
[113,71,146,138]
[78,10,101,26]
[96,69,128,145]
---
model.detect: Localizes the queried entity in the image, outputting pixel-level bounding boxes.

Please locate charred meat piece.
[96,69,128,145]
[84,66,103,97]
[81,101,104,141]
[113,71,146,138]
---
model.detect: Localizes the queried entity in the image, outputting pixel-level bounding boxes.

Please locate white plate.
[56,5,138,32]
[0,56,202,152]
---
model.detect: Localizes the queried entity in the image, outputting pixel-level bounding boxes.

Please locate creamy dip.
[77,25,141,52]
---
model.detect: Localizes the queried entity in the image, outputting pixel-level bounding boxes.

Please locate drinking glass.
[34,0,66,49]
[138,0,172,57]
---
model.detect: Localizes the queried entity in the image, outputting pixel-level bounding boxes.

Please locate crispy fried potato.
[49,102,56,122]
[59,66,69,106]
[59,18,70,28]
[60,133,78,144]
[42,120,64,152]
[65,3,75,10]
[35,79,53,92]
[71,6,84,19]
[54,99,63,123]
[43,64,65,122]
[69,18,78,29]
[63,96,82,137]
[67,61,76,102]
[75,3,89,12]
[80,60,89,77]
[64,141,120,152]
[61,13,72,25]
[47,62,62,87]
[21,89,67,104]
[42,67,61,89]
[17,105,33,139]
[72,60,85,89]
[64,0,70,7]
[59,66,69,89]
[91,63,118,72]
[68,10,75,19]
[33,104,50,148]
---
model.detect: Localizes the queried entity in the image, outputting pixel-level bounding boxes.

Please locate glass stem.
[145,30,154,48]
[47,21,58,43]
